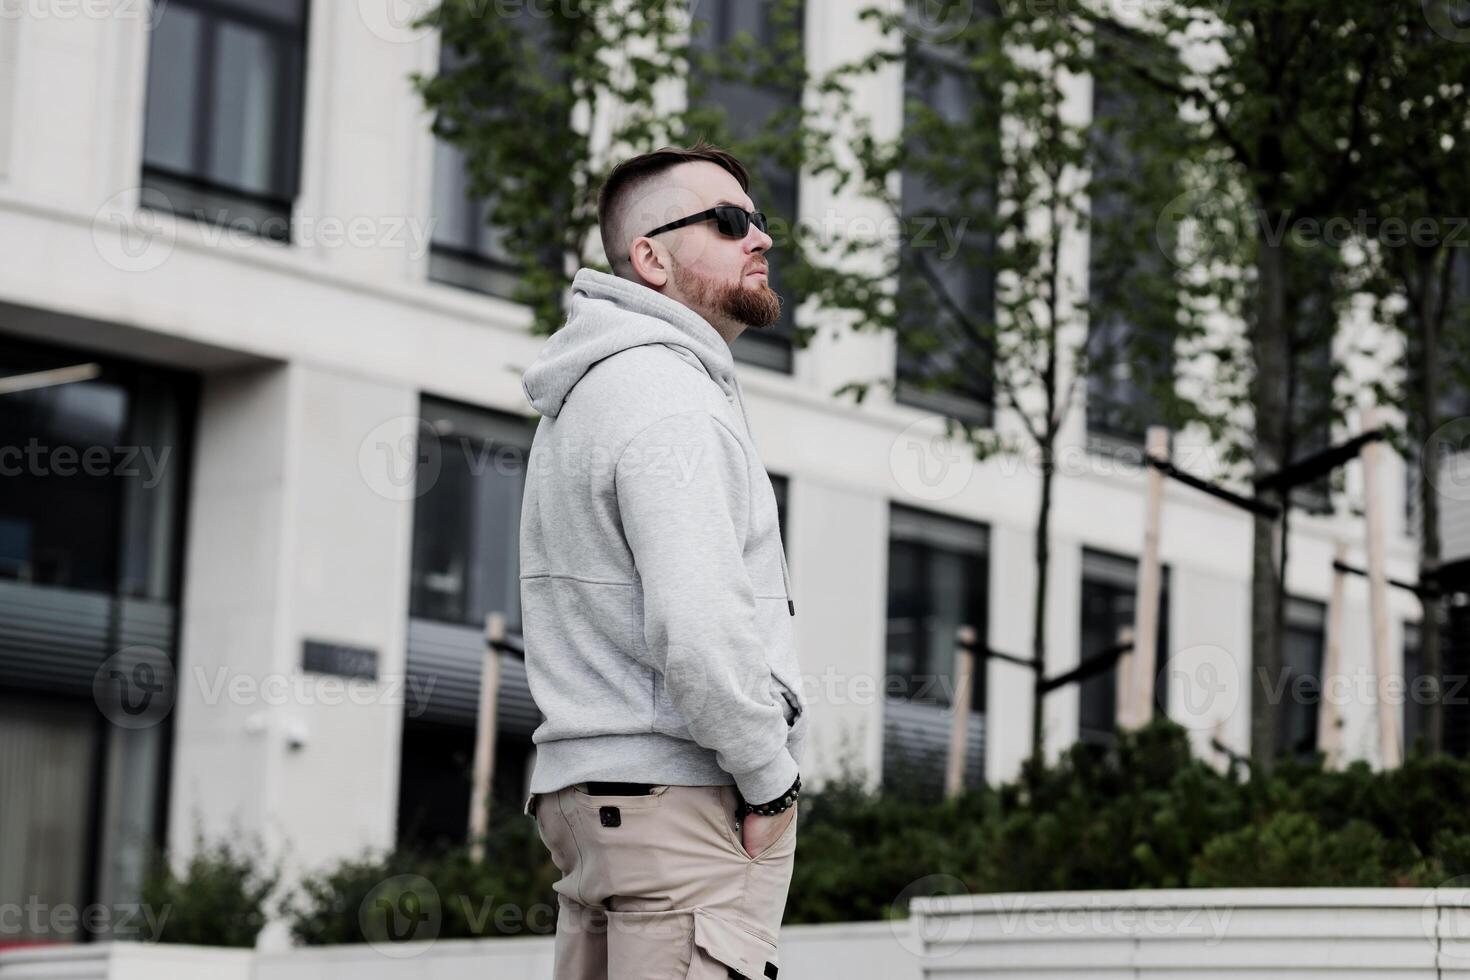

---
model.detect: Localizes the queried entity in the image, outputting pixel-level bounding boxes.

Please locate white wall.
[168,362,418,950]
[909,888,1470,978]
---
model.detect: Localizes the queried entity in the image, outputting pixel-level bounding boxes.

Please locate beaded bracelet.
[736,774,801,820]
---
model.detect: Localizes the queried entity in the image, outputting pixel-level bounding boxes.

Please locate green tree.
[414,0,693,333]
[1355,4,1470,755]
[798,3,1192,764]
[1085,0,1403,769]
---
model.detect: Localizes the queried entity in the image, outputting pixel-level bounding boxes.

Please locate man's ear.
[628,236,672,288]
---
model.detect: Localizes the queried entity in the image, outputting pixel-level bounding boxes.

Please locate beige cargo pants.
[524,783,798,980]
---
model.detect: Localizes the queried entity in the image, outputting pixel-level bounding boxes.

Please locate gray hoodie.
[518,267,807,804]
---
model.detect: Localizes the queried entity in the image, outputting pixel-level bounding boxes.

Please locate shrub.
[138,834,279,946]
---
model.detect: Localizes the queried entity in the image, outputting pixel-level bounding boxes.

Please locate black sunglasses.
[643,205,768,240]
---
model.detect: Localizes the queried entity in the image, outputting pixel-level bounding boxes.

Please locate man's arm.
[614,409,798,805]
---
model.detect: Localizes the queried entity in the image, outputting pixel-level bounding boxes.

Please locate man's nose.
[747,224,774,253]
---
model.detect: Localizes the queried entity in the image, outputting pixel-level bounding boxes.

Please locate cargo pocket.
[605,908,696,980]
[686,908,779,980]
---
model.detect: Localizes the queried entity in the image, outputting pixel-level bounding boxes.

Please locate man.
[518,143,807,980]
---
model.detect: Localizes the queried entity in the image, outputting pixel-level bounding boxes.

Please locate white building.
[0,0,1461,949]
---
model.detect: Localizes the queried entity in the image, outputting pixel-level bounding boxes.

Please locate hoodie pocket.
[521,575,654,737]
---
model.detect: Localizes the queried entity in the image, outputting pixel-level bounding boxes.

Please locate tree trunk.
[1031,441,1055,767]
[1411,244,1446,755]
[1249,231,1290,772]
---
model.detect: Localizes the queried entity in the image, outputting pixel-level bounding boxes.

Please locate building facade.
[0,0,1460,948]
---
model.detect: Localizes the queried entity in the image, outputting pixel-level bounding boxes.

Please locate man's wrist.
[736,773,800,820]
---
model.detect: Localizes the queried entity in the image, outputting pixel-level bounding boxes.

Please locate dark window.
[1282,596,1327,757]
[0,338,193,600]
[895,32,997,425]
[1281,245,1340,516]
[0,333,196,940]
[688,0,803,373]
[1078,548,1171,745]
[1404,250,1470,535]
[141,0,309,241]
[427,10,563,299]
[400,397,538,850]
[1085,69,1177,447]
[885,503,989,712]
[1404,620,1426,753]
[408,398,535,629]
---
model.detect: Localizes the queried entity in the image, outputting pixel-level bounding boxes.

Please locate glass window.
[885,503,988,712]
[894,35,996,424]
[0,339,192,600]
[1078,548,1171,745]
[141,0,309,241]
[1281,596,1327,757]
[426,10,561,299]
[688,0,803,373]
[1085,48,1179,448]
[0,333,195,943]
[409,398,536,629]
[1404,620,1426,753]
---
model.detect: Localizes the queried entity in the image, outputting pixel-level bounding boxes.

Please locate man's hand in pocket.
[740,803,797,858]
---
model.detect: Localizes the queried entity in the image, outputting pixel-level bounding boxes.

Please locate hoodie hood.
[521,268,737,419]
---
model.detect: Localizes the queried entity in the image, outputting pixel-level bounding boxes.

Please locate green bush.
[139,834,279,946]
[1189,812,1396,887]
[281,806,560,945]
[147,721,1470,944]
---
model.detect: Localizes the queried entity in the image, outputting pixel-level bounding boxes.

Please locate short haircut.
[597,142,751,276]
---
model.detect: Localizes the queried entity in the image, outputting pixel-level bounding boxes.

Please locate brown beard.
[674,263,783,329]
